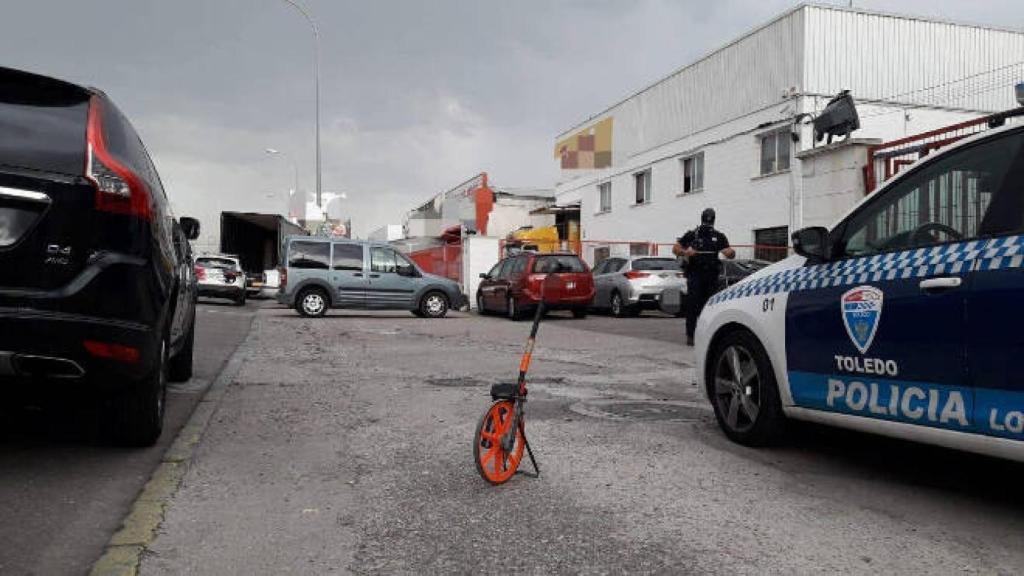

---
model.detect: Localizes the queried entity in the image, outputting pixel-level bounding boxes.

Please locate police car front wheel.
[708,330,785,446]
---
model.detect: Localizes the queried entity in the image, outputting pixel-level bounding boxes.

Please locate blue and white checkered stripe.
[709,235,1024,305]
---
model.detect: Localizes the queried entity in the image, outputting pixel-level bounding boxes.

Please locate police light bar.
[1017,82,1024,106]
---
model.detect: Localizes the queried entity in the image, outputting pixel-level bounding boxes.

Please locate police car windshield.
[632,258,677,271]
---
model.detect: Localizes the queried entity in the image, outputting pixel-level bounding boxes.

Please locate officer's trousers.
[685,272,717,339]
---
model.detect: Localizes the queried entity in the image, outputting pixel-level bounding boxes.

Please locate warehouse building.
[553,3,1024,263]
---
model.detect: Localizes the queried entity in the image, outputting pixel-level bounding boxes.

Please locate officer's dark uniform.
[678,210,730,342]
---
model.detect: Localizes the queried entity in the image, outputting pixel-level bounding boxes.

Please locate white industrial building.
[553,3,1024,263]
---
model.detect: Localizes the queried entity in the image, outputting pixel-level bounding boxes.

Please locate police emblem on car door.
[841,286,883,354]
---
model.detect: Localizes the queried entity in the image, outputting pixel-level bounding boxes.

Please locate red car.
[477,252,595,320]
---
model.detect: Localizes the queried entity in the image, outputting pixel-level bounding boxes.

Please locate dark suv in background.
[0,66,199,446]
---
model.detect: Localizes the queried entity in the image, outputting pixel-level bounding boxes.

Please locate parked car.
[591,256,687,317]
[477,252,594,320]
[195,255,246,305]
[277,237,466,318]
[0,66,200,446]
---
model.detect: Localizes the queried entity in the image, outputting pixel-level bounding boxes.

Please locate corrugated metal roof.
[555,2,1024,139]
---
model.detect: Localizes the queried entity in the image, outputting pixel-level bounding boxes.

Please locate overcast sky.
[2,0,1022,239]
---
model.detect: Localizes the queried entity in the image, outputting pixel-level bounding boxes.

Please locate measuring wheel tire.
[296,287,329,318]
[707,329,786,447]
[474,400,525,485]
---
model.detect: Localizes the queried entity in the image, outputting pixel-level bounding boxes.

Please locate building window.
[597,182,612,213]
[593,246,610,267]
[759,129,791,176]
[634,169,652,204]
[629,242,650,256]
[681,152,704,194]
[754,226,789,262]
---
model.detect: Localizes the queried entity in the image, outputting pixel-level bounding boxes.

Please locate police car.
[695,111,1024,462]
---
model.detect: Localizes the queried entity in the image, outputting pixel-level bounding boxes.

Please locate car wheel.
[707,330,785,447]
[476,293,488,316]
[572,308,588,319]
[296,287,329,318]
[235,291,246,306]
[104,338,167,447]
[507,296,523,321]
[420,291,449,318]
[168,320,194,382]
[610,291,628,318]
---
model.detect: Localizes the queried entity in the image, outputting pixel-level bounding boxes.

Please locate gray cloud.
[2,0,1022,236]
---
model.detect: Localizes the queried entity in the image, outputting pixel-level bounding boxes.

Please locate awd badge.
[841,285,883,354]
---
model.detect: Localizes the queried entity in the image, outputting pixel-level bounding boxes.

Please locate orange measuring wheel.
[474,400,525,485]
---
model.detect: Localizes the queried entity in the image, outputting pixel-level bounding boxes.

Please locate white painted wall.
[796,139,878,230]
[462,236,501,308]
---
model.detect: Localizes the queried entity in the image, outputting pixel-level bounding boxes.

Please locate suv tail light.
[195,266,206,280]
[279,266,288,290]
[85,96,152,220]
[623,271,651,280]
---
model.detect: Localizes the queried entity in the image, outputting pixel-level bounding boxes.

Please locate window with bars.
[634,169,652,204]
[759,129,791,176]
[681,152,704,194]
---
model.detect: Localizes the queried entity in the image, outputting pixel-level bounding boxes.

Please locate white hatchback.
[195,255,246,306]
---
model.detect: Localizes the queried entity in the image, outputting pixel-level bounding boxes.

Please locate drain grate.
[569,400,708,422]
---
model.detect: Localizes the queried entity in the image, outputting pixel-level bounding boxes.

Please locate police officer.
[674,208,735,346]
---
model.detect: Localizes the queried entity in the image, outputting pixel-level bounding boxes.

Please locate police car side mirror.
[792,226,830,262]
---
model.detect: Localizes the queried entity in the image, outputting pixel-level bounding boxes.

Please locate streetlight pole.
[279,0,322,208]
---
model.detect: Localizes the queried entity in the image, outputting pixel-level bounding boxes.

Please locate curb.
[88,318,258,576]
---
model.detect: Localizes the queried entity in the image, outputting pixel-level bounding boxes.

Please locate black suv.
[0,67,199,446]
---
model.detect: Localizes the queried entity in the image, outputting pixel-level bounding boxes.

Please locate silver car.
[591,256,686,317]
[195,255,247,306]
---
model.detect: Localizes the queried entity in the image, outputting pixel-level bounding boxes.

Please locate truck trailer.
[219,212,307,295]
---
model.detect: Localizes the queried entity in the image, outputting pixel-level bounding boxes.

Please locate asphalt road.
[548,308,686,344]
[0,299,257,576]
[141,307,1024,575]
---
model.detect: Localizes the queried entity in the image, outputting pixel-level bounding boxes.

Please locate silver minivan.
[277,237,467,318]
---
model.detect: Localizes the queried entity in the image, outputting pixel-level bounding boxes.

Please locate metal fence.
[499,239,790,266]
